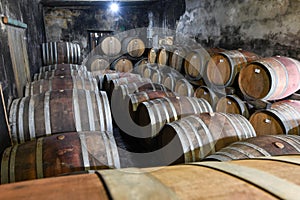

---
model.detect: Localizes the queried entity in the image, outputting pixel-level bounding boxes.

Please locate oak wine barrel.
[85,55,110,72]
[174,78,194,97]
[122,37,145,58]
[42,42,81,66]
[110,57,134,73]
[148,48,158,64]
[157,45,174,66]
[216,95,249,118]
[3,155,300,199]
[102,72,141,93]
[9,89,113,144]
[249,100,300,136]
[99,36,122,57]
[238,56,300,100]
[169,46,190,72]
[206,49,261,87]
[159,112,256,164]
[206,135,300,161]
[0,131,120,184]
[33,68,92,81]
[194,86,219,110]
[25,75,99,96]
[39,64,86,73]
[136,96,213,137]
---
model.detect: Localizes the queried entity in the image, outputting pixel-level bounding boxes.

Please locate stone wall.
[0,0,44,154]
[43,0,185,58]
[176,0,300,59]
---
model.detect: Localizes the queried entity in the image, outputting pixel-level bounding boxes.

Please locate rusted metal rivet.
[57,135,65,140]
[273,142,285,149]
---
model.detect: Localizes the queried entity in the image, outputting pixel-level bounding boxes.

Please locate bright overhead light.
[110,2,119,12]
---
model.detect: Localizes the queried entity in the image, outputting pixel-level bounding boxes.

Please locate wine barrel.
[184,48,224,81]
[128,90,176,120]
[134,57,148,68]
[102,72,140,93]
[3,155,300,199]
[174,78,194,97]
[122,37,145,58]
[42,42,81,65]
[92,69,116,90]
[169,46,190,72]
[99,36,122,57]
[159,112,256,163]
[206,135,300,161]
[249,100,300,136]
[216,95,249,118]
[114,82,171,101]
[39,64,86,73]
[206,49,261,87]
[136,97,213,137]
[9,89,113,144]
[33,68,92,81]
[238,56,300,100]
[108,76,151,99]
[148,48,158,64]
[25,76,98,96]
[194,86,219,110]
[162,73,176,91]
[110,57,133,73]
[157,45,173,66]
[0,131,120,184]
[85,55,110,72]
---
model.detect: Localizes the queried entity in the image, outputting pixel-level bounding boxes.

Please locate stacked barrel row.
[41,41,81,66]
[143,43,300,162]
[2,63,122,184]
[84,35,147,74]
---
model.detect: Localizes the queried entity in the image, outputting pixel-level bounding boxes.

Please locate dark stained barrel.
[25,76,99,96]
[0,131,120,184]
[216,95,249,118]
[2,155,300,199]
[239,56,300,100]
[249,100,300,136]
[194,86,219,110]
[206,135,300,161]
[33,68,92,81]
[206,49,261,88]
[42,42,81,65]
[9,89,113,144]
[159,112,256,164]
[136,97,213,137]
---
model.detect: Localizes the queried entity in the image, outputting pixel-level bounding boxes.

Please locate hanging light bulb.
[110,2,119,12]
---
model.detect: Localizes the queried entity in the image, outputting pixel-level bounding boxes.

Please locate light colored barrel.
[206,49,261,88]
[159,112,256,163]
[174,78,194,97]
[100,36,122,57]
[216,95,249,118]
[85,55,110,72]
[110,57,133,73]
[249,100,300,136]
[206,135,300,161]
[148,48,158,64]
[157,45,174,66]
[169,46,190,72]
[239,56,300,100]
[2,155,300,199]
[9,89,113,144]
[0,131,120,184]
[25,76,99,96]
[136,97,213,137]
[122,37,145,58]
